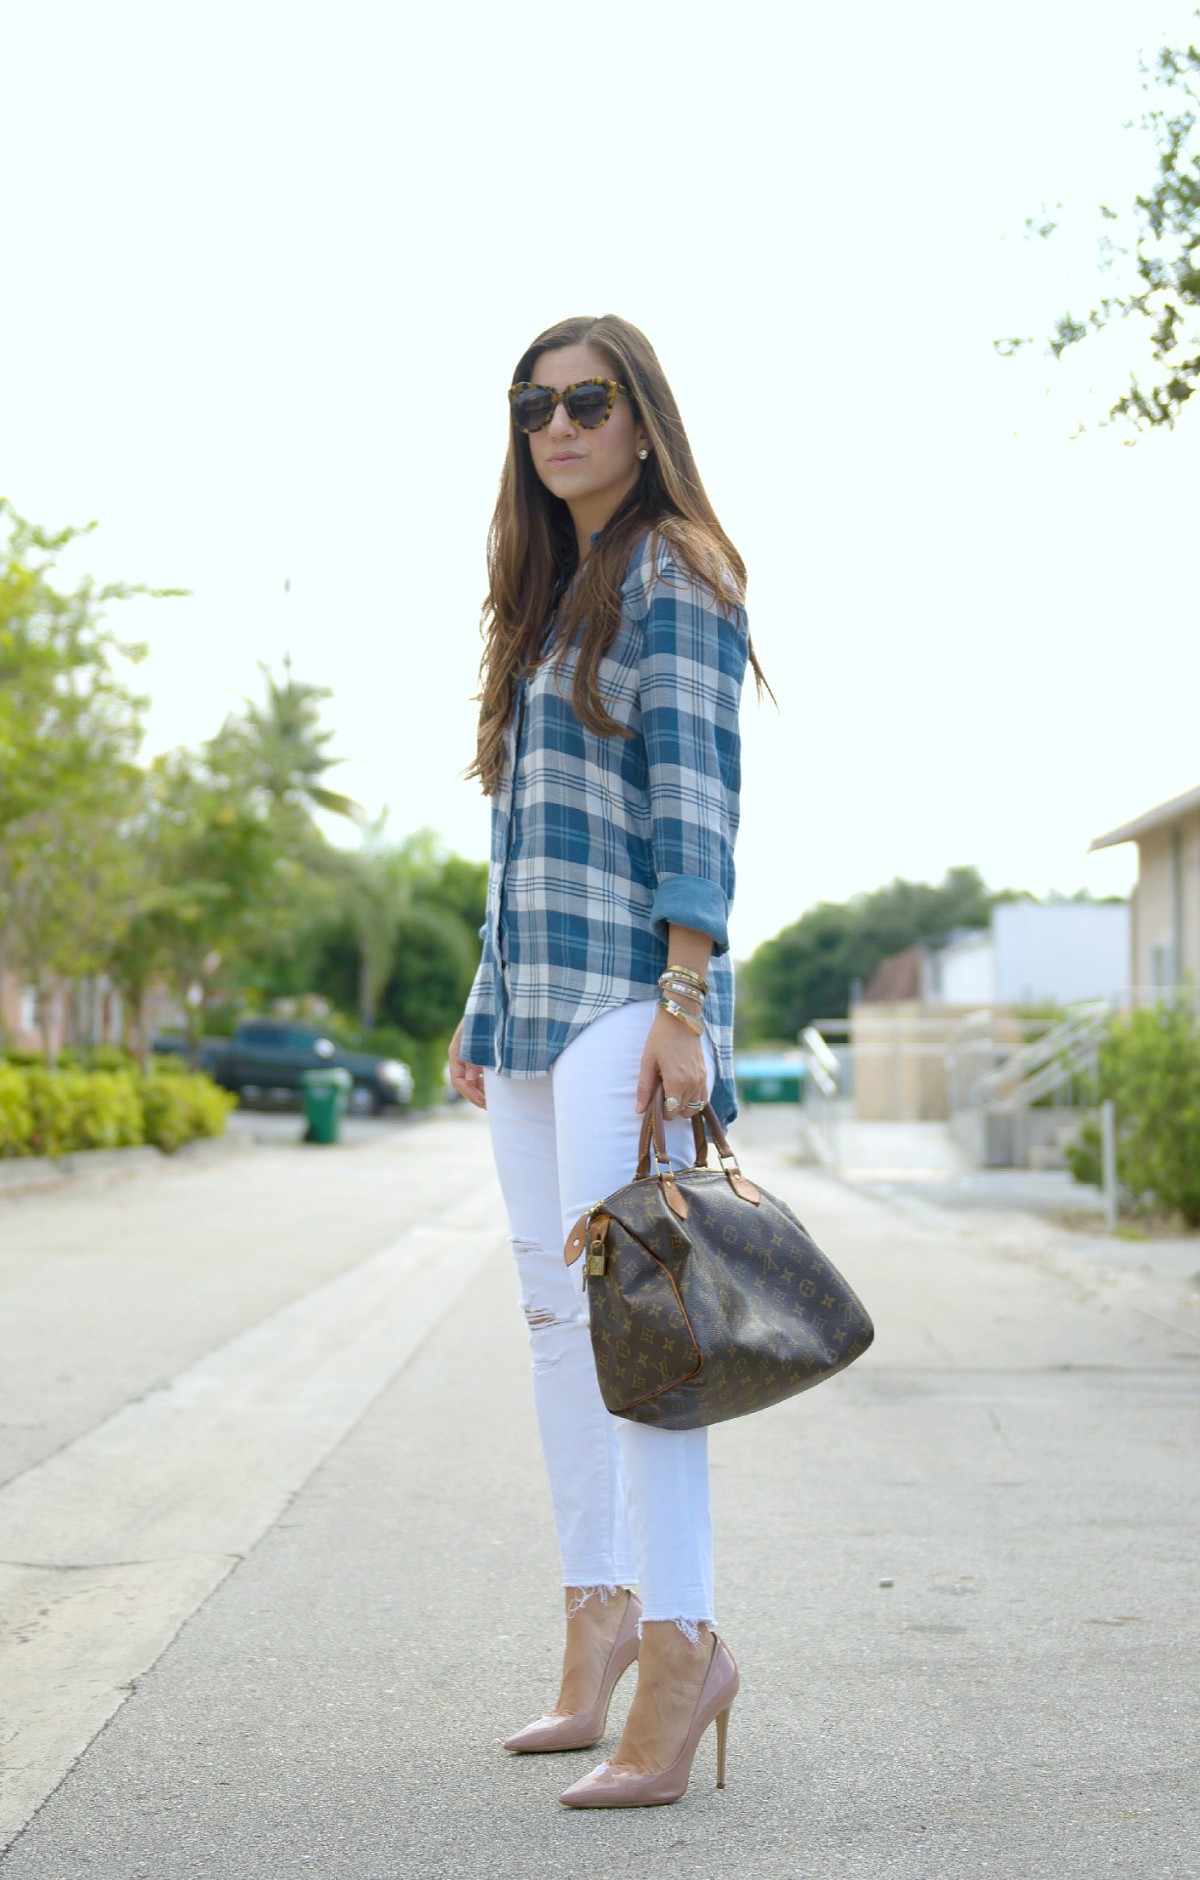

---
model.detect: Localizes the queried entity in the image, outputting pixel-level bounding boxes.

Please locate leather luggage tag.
[564,1211,609,1266]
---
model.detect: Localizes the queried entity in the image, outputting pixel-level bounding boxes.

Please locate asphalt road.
[1,1106,1197,1878]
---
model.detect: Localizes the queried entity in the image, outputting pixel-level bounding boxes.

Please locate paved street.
[1,1105,1198,1878]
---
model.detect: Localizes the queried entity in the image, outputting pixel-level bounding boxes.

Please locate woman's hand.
[635,1007,708,1116]
[448,1018,487,1110]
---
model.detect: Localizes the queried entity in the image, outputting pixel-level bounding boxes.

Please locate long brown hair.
[469,313,770,795]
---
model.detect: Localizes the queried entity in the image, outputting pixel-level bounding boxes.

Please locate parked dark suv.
[159,1021,413,1114]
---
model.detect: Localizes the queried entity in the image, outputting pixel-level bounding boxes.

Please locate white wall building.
[924,901,1130,1008]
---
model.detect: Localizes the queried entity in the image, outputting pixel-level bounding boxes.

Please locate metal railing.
[946,987,1199,1168]
[798,1025,842,1166]
[950,987,1199,1115]
[962,1001,1110,1111]
[799,987,1197,1171]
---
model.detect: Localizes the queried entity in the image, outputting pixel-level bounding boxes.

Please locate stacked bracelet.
[665,963,708,995]
[657,962,709,1032]
[658,995,705,1035]
[660,978,703,1005]
[658,967,708,1007]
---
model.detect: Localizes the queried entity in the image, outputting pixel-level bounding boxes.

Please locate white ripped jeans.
[484,1000,716,1631]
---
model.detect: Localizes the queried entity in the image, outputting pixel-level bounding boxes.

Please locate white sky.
[5,0,1199,956]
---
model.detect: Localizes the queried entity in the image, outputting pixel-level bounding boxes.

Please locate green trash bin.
[301,1066,353,1144]
[733,1054,806,1105]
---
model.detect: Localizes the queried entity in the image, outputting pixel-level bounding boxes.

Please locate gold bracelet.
[664,963,709,995]
[659,971,707,1000]
[660,982,704,1009]
[658,995,704,1035]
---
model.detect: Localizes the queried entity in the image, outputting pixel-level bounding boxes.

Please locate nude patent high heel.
[503,1591,642,1753]
[557,1634,739,1808]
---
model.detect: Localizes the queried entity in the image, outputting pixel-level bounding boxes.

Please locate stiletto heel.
[558,1635,740,1808]
[504,1591,642,1753]
[714,1703,730,1788]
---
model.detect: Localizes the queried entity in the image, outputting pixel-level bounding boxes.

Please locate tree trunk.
[38,979,56,1068]
[125,983,150,1073]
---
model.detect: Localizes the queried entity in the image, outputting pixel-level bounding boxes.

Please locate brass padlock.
[586,1242,608,1278]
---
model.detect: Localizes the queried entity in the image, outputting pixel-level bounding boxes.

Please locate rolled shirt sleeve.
[638,558,749,956]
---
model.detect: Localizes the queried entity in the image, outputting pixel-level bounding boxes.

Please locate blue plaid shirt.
[461,533,748,1123]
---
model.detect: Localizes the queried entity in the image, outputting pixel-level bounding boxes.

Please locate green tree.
[4,781,146,1059]
[238,832,410,1028]
[193,661,370,1025]
[332,831,484,1031]
[738,866,997,1043]
[379,904,477,1042]
[0,500,180,1059]
[229,823,486,1048]
[999,14,1200,429]
[108,747,289,1063]
[426,851,488,936]
[214,657,362,838]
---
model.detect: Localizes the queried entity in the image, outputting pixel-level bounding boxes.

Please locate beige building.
[1090,784,1200,993]
[848,947,1026,1122]
[850,1000,991,1121]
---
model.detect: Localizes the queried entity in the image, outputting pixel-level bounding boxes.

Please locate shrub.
[0,1067,34,1157]
[149,1049,193,1076]
[23,1068,144,1157]
[58,1044,136,1073]
[139,1071,236,1152]
[0,1065,235,1158]
[1064,1117,1103,1189]
[1066,999,1200,1225]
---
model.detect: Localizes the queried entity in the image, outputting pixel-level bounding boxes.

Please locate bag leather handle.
[567,1084,761,1262]
[634,1085,708,1180]
[632,1084,759,1205]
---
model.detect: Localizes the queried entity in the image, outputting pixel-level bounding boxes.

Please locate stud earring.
[637,448,649,461]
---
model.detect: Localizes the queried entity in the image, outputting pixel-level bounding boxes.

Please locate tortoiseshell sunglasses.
[508,378,629,433]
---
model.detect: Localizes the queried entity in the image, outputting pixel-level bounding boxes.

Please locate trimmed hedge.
[140,1071,235,1152]
[0,1065,236,1159]
[0,1067,35,1157]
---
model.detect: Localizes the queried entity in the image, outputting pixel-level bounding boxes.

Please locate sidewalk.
[783,1101,1200,1292]
[2,1107,1198,1877]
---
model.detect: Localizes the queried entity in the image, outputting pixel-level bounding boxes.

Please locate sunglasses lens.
[565,384,612,428]
[511,388,553,432]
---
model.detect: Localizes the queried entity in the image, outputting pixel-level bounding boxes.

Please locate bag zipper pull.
[565,1203,607,1271]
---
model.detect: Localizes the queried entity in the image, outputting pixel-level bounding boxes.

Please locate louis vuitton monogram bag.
[564,1087,874,1430]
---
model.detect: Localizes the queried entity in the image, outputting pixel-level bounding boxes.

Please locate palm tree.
[219,657,362,830]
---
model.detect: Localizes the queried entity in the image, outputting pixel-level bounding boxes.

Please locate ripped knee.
[509,1236,587,1346]
[521,1298,585,1333]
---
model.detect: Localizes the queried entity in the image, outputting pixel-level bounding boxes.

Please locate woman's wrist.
[664,926,713,986]
[658,928,711,1037]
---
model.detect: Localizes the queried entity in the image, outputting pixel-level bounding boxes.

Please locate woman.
[448,314,767,1810]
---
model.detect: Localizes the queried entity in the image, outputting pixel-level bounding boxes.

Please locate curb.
[0,1132,254,1199]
